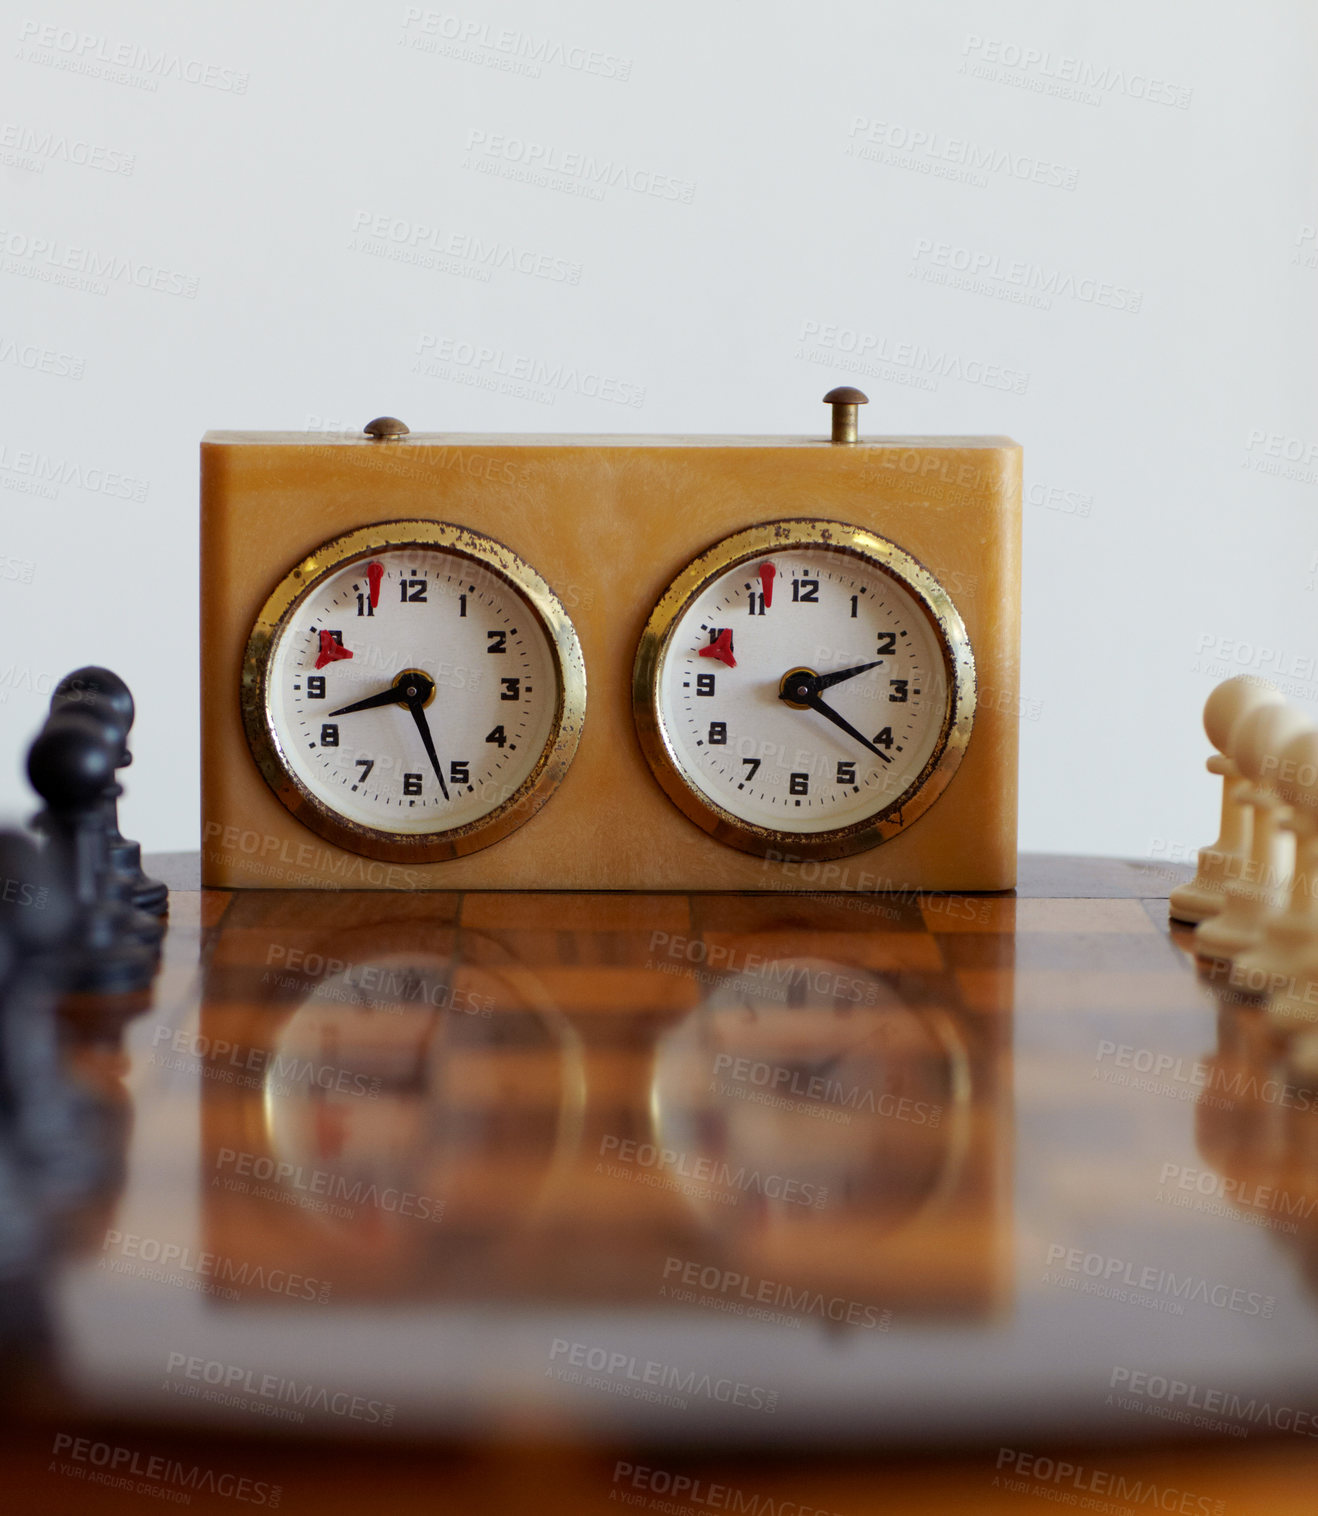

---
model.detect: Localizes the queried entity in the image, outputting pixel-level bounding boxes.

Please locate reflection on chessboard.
[195,891,1011,1319]
[1191,936,1318,1304]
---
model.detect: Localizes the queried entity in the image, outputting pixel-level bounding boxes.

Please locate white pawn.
[1262,733,1318,1031]
[1170,678,1284,923]
[1194,701,1315,961]
[1235,731,1318,990]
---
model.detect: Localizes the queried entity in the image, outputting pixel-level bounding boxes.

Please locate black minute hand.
[402,688,450,801]
[802,693,893,763]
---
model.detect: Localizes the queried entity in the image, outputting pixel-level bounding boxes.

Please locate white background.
[1,1,1315,863]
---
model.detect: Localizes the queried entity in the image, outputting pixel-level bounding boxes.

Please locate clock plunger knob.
[823,386,868,444]
[363,416,409,440]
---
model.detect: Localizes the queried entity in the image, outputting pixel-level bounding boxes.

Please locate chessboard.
[6,852,1318,1514]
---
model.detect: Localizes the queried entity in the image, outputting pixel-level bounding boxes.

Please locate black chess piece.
[51,667,168,917]
[45,691,164,951]
[0,830,105,1206]
[0,916,44,1282]
[27,714,158,994]
[0,832,120,1397]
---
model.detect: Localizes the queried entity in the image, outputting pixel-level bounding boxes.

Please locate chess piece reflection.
[0,829,128,1385]
[1194,987,1318,1304]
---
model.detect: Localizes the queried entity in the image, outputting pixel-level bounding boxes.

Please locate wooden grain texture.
[200,433,1020,891]
[10,856,1318,1513]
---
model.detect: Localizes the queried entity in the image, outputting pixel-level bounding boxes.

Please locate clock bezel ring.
[240,519,587,864]
[631,518,976,862]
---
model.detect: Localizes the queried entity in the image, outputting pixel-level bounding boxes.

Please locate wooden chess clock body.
[200,400,1020,892]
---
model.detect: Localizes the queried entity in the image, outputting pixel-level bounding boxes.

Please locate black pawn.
[27,715,157,995]
[51,667,168,917]
[44,692,163,951]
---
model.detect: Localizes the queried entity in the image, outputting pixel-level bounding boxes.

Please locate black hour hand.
[328,677,411,718]
[815,660,882,693]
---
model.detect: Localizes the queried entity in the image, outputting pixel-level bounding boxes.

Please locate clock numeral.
[708,722,727,745]
[850,595,859,619]
[836,761,856,785]
[792,578,819,603]
[485,725,507,747]
[458,594,467,618]
[449,760,470,785]
[306,676,326,699]
[403,772,423,796]
[789,772,809,796]
[487,630,507,654]
[889,679,909,703]
[876,632,897,655]
[355,592,375,617]
[353,758,374,789]
[400,578,427,603]
[319,723,339,747]
[696,673,716,697]
[873,727,894,749]
[500,677,520,701]
[741,758,761,781]
[747,592,766,616]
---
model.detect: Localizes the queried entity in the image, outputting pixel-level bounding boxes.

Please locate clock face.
[634,521,974,859]
[243,522,585,861]
[649,960,969,1224]
[260,948,576,1236]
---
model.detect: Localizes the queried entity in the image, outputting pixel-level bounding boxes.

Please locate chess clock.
[201,393,1020,891]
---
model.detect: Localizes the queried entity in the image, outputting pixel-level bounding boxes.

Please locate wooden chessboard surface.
[7,852,1318,1513]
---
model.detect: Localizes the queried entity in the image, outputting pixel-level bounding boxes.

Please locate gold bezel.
[632,519,975,861]
[240,520,586,864]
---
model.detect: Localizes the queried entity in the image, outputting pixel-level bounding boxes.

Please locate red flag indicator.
[314,631,354,670]
[699,628,737,669]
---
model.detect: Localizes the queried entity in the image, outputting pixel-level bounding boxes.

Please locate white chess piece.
[1194,701,1314,961]
[1234,731,1318,994]
[1169,678,1283,923]
[1261,733,1318,1032]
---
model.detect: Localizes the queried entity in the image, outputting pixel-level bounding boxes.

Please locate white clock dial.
[269,548,553,831]
[635,522,974,859]
[245,523,585,861]
[659,551,945,832]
